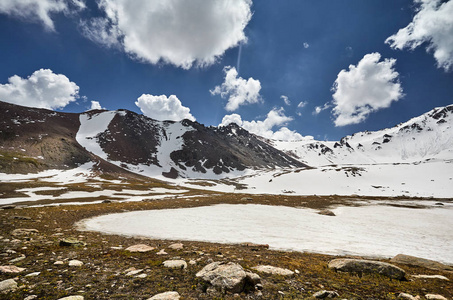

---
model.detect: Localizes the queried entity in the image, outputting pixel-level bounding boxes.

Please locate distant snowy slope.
[272,105,453,166]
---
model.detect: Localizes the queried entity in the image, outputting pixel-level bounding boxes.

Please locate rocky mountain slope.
[0,101,305,178]
[271,105,453,166]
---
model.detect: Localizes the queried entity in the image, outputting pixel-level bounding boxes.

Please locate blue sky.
[0,0,452,141]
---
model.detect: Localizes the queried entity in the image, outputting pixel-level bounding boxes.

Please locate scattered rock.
[59,238,86,247]
[0,279,17,293]
[0,265,26,273]
[136,273,147,279]
[196,261,260,293]
[24,295,38,300]
[313,290,340,298]
[189,260,197,265]
[25,272,41,277]
[328,259,406,280]
[391,254,453,271]
[54,261,64,265]
[69,260,83,267]
[412,274,449,281]
[241,197,253,201]
[57,296,84,300]
[156,249,168,255]
[397,293,420,300]
[11,228,38,235]
[168,243,184,250]
[252,265,294,276]
[126,269,143,276]
[1,205,16,210]
[125,244,155,252]
[163,260,187,269]
[148,291,180,300]
[425,294,448,300]
[318,209,336,216]
[9,255,25,263]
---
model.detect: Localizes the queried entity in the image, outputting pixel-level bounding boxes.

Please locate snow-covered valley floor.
[78,203,453,265]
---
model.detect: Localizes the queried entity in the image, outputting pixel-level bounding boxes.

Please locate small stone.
[1,205,16,210]
[125,244,155,252]
[156,249,168,255]
[425,294,448,300]
[57,296,84,300]
[278,291,285,295]
[0,279,18,293]
[147,291,180,300]
[398,293,418,300]
[69,260,83,267]
[136,273,147,278]
[24,295,38,300]
[126,269,143,276]
[163,260,187,269]
[0,265,26,273]
[110,246,123,250]
[252,265,294,276]
[9,256,25,263]
[313,290,340,298]
[59,238,86,247]
[189,260,197,265]
[318,209,336,216]
[168,243,184,250]
[25,272,41,277]
[11,228,38,235]
[54,261,64,265]
[241,197,253,201]
[412,274,449,281]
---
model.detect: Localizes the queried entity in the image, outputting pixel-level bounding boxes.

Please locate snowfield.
[78,203,453,265]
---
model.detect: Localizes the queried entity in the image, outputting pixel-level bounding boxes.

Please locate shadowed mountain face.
[0,101,90,173]
[0,101,307,177]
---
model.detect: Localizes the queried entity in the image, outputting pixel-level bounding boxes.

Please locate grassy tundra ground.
[1,179,452,299]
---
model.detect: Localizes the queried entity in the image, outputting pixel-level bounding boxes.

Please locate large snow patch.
[78,203,453,264]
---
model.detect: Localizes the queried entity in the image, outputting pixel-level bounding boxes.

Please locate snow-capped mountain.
[0,101,305,178]
[75,108,305,179]
[271,105,453,166]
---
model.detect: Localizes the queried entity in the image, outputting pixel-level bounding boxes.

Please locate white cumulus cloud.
[89,101,104,110]
[0,0,85,31]
[211,66,262,111]
[297,101,308,108]
[81,0,252,69]
[385,0,453,71]
[281,95,291,106]
[135,94,195,122]
[220,108,303,141]
[0,69,80,110]
[331,53,403,127]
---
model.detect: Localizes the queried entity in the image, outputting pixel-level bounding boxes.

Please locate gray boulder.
[163,260,187,269]
[391,254,453,271]
[328,258,406,280]
[0,279,17,293]
[252,265,294,276]
[196,261,260,293]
